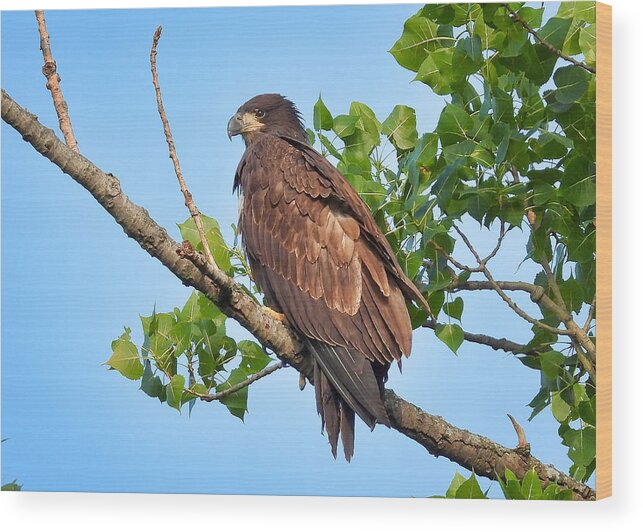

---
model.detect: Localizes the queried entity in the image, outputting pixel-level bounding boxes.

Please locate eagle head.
[227,94,307,144]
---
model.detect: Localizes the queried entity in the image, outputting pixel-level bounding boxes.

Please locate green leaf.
[553,65,591,104]
[435,323,464,354]
[562,425,596,472]
[313,95,333,131]
[537,17,573,51]
[179,291,200,322]
[521,469,543,500]
[518,6,544,28]
[382,105,418,151]
[1,480,22,491]
[389,14,452,72]
[567,225,595,263]
[414,49,449,94]
[436,104,473,146]
[445,471,467,498]
[332,114,358,138]
[560,155,596,208]
[539,350,565,380]
[579,396,596,426]
[140,360,164,400]
[499,469,525,500]
[217,367,249,420]
[579,23,596,65]
[106,328,144,380]
[419,4,455,25]
[166,374,185,412]
[237,340,271,374]
[427,290,445,319]
[536,132,573,160]
[178,214,232,274]
[551,392,572,423]
[444,297,464,321]
[454,472,487,499]
[557,2,596,24]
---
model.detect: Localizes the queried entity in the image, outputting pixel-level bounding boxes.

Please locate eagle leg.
[261,306,288,324]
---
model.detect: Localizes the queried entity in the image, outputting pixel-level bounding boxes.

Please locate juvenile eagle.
[228,94,428,461]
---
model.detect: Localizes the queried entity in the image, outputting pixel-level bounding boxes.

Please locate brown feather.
[233,122,425,460]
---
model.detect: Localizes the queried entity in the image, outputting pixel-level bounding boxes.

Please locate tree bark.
[1,89,595,501]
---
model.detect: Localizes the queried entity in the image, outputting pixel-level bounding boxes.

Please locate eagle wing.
[235,134,426,460]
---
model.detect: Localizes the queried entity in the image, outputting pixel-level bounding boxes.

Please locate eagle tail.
[307,339,390,461]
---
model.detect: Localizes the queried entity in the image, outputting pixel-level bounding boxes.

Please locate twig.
[34,10,78,151]
[501,3,596,74]
[453,277,597,363]
[185,361,284,402]
[427,222,506,273]
[150,26,218,270]
[583,295,596,333]
[572,339,596,384]
[423,320,543,356]
[479,221,506,266]
[507,414,529,452]
[452,224,569,336]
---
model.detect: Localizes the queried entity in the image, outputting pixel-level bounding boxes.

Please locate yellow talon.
[262,306,287,323]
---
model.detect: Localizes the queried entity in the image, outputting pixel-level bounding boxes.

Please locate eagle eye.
[255,109,265,118]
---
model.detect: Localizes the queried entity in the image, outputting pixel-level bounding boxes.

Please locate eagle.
[227,94,428,461]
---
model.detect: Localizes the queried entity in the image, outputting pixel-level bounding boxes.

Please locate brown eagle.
[228,94,428,461]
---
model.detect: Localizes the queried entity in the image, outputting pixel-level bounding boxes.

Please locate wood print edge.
[595,0,612,500]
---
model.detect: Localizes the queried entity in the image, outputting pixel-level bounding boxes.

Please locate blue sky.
[1,3,574,497]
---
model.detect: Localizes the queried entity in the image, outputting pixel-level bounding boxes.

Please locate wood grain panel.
[596,1,612,500]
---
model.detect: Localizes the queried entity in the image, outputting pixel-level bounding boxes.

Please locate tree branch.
[186,361,284,402]
[501,3,596,74]
[1,88,594,501]
[453,224,570,336]
[149,25,218,270]
[584,295,596,333]
[423,320,543,356]
[34,10,79,152]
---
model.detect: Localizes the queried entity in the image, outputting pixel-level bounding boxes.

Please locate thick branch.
[501,3,596,74]
[34,10,78,152]
[385,390,594,500]
[1,89,594,501]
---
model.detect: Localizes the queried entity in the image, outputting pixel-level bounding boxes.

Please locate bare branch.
[186,362,284,402]
[480,221,506,266]
[427,239,480,273]
[427,222,505,274]
[572,340,596,384]
[149,26,218,270]
[584,295,596,333]
[453,277,597,365]
[501,3,596,74]
[1,88,595,501]
[34,10,78,152]
[453,224,569,336]
[423,320,541,356]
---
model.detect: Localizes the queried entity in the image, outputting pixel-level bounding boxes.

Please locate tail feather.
[306,339,390,461]
[339,400,356,462]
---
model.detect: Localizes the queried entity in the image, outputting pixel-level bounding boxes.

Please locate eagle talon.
[262,306,287,324]
[298,373,307,391]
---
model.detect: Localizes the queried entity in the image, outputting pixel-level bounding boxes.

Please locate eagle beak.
[227,113,243,140]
